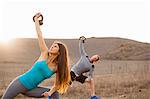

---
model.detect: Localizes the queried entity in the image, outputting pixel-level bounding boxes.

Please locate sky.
[0,0,150,43]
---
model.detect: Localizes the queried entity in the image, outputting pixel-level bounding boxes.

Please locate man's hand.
[79,36,86,43]
[79,36,86,40]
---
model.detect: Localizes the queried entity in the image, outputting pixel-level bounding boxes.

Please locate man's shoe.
[90,95,100,99]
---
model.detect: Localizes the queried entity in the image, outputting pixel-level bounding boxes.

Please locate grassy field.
[0,60,150,99]
[61,72,150,99]
[8,72,150,99]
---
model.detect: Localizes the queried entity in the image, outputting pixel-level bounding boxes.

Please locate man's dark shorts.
[70,71,88,84]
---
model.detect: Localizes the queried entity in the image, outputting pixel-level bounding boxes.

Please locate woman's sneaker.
[90,95,100,99]
[48,96,52,99]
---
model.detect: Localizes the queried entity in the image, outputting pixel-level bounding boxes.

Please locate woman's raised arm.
[33,13,48,52]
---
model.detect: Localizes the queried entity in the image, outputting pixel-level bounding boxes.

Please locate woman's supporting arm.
[48,85,58,96]
[42,85,58,97]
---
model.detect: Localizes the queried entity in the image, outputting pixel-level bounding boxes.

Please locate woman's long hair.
[54,42,71,94]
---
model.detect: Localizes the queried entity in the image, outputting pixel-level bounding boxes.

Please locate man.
[70,36,100,99]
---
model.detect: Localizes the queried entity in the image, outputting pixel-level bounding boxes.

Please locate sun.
[0,36,12,43]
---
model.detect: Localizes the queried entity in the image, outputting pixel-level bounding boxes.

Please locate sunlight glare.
[0,36,12,43]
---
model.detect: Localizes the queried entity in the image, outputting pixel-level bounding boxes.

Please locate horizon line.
[8,37,150,44]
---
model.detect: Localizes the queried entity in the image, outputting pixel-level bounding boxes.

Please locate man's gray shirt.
[71,40,94,80]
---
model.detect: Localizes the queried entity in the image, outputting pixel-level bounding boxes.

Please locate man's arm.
[79,36,88,56]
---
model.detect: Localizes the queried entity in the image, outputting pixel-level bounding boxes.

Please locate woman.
[2,13,71,99]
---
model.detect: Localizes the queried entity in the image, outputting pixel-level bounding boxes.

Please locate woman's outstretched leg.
[2,78,28,99]
[22,86,59,99]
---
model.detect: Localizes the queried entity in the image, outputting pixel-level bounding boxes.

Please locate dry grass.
[61,72,150,99]
[1,72,150,99]
[0,60,150,99]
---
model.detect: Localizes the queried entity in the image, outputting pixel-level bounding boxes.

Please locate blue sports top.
[18,60,55,90]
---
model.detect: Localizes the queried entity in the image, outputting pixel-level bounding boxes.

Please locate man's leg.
[70,71,76,85]
[75,74,88,84]
[85,78,100,99]
[85,78,95,96]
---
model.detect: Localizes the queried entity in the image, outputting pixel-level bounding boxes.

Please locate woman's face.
[49,43,59,54]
